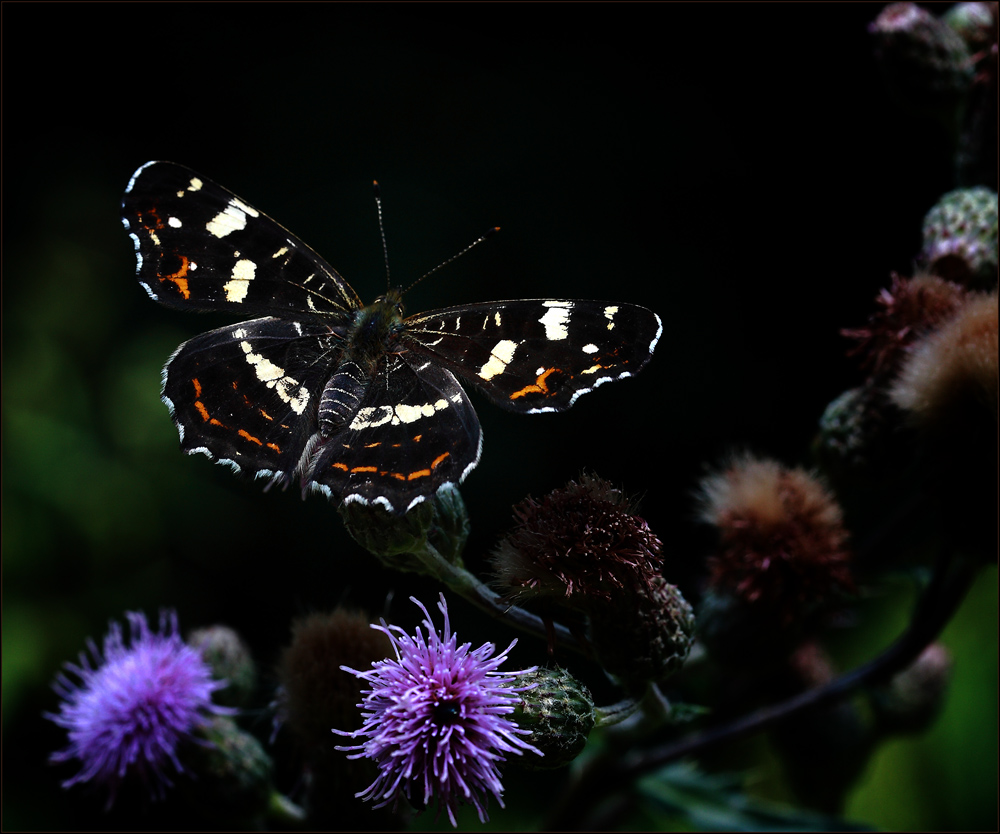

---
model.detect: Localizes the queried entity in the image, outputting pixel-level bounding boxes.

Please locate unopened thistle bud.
[178,715,275,825]
[588,576,695,690]
[699,455,854,626]
[869,642,953,735]
[510,667,595,770]
[842,273,968,381]
[276,609,392,760]
[771,643,873,810]
[338,484,469,573]
[869,2,975,114]
[814,386,887,475]
[943,2,997,53]
[188,625,256,709]
[920,187,999,289]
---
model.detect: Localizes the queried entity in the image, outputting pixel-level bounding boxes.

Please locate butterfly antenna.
[403,225,500,296]
[373,180,392,289]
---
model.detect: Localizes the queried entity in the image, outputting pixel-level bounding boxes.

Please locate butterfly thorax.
[345,288,405,362]
[317,288,405,436]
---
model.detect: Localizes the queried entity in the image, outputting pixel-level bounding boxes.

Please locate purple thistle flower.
[46,610,231,807]
[334,594,541,826]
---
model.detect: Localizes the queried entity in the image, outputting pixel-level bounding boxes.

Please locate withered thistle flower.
[334,595,540,826]
[491,473,663,608]
[842,273,967,380]
[889,290,999,426]
[699,455,854,624]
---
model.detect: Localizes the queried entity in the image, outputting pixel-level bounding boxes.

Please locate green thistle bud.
[426,483,471,564]
[589,577,695,690]
[815,387,881,471]
[943,2,996,53]
[921,187,999,289]
[339,497,435,571]
[187,625,257,709]
[178,715,274,825]
[511,667,595,770]
[338,484,469,573]
[870,3,975,115]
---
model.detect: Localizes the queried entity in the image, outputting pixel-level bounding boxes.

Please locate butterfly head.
[353,288,406,354]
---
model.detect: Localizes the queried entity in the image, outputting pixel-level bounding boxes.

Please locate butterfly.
[123,161,661,513]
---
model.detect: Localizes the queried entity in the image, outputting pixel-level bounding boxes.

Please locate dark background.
[3,4,996,830]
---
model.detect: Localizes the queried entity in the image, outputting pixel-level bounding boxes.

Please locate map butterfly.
[123,161,662,513]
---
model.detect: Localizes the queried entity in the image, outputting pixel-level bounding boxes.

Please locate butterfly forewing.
[403,300,662,413]
[123,161,362,318]
[125,161,661,514]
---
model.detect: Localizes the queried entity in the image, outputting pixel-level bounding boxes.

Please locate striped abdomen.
[318,360,369,435]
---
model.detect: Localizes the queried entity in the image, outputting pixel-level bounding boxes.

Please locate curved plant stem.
[266,790,306,826]
[545,549,979,831]
[411,540,584,654]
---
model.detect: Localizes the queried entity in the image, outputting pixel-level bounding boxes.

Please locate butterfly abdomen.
[318,360,369,435]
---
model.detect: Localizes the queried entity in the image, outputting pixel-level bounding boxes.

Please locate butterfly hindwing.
[403,299,662,413]
[123,161,362,318]
[306,356,483,511]
[162,317,342,480]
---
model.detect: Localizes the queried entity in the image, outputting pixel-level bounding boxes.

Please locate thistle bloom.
[335,594,541,826]
[46,610,230,806]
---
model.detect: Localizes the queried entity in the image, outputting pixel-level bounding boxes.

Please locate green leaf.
[638,762,871,832]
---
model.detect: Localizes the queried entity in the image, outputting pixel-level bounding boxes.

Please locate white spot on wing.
[206,198,260,239]
[539,301,572,340]
[478,339,519,381]
[352,398,452,430]
[238,340,309,413]
[349,405,394,430]
[223,259,256,302]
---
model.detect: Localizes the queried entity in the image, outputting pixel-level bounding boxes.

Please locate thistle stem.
[410,540,584,654]
[265,791,306,826]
